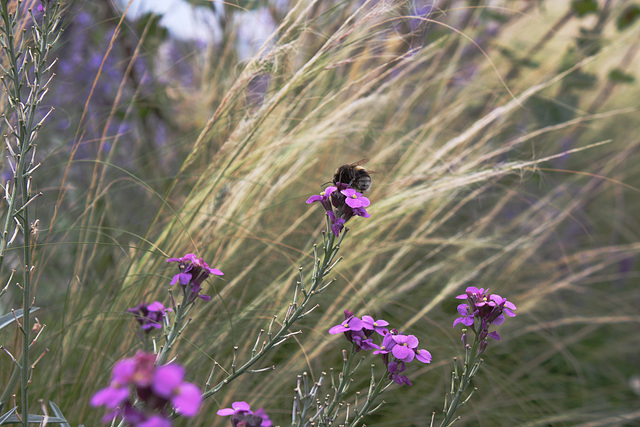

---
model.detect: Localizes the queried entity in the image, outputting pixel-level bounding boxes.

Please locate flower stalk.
[440,333,482,427]
[0,1,61,425]
[203,220,346,400]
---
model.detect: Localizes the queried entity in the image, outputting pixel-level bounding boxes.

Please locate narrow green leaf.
[617,5,640,31]
[608,68,636,84]
[0,413,67,424]
[48,402,70,427]
[572,0,599,17]
[0,407,17,424]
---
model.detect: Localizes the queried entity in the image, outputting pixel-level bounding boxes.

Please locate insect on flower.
[333,158,373,192]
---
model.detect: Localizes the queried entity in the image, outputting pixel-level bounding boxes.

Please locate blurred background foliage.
[1,0,640,425]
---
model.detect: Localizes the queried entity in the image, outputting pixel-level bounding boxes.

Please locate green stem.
[440,335,481,427]
[0,2,58,424]
[201,222,344,401]
[156,291,192,366]
[349,371,390,427]
[322,344,358,425]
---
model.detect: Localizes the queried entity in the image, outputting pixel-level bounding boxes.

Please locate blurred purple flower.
[167,253,223,302]
[128,301,171,331]
[217,401,271,427]
[153,365,202,417]
[138,415,171,427]
[91,351,201,425]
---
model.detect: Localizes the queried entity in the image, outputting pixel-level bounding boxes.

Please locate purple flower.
[306,186,336,212]
[452,303,475,328]
[341,188,370,209]
[307,183,371,236]
[415,348,432,363]
[91,352,201,425]
[217,402,271,427]
[128,301,171,331]
[328,312,432,386]
[351,330,377,351]
[328,315,364,334]
[391,334,420,362]
[217,401,252,416]
[361,315,389,335]
[138,415,171,427]
[372,332,396,355]
[167,254,223,302]
[254,408,272,427]
[326,211,346,237]
[387,361,412,386]
[453,286,517,343]
[152,365,202,417]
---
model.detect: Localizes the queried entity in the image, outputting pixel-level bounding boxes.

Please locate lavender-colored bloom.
[452,303,474,328]
[361,315,389,335]
[326,211,346,237]
[453,286,517,342]
[391,334,420,363]
[153,365,202,417]
[254,408,272,427]
[387,361,412,386]
[341,188,370,209]
[167,253,223,302]
[92,352,201,424]
[351,330,377,351]
[351,206,370,218]
[138,415,171,427]
[328,315,364,334]
[90,383,130,410]
[167,253,223,284]
[415,348,432,363]
[128,301,171,331]
[306,186,336,212]
[307,183,371,236]
[372,332,396,355]
[217,401,252,416]
[217,402,271,427]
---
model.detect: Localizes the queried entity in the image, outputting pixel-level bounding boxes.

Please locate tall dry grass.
[8,0,640,425]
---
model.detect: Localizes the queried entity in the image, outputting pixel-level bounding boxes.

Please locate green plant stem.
[156,291,192,366]
[0,3,59,423]
[322,344,358,425]
[201,221,344,401]
[440,336,481,427]
[0,0,20,265]
[19,152,31,427]
[349,371,390,427]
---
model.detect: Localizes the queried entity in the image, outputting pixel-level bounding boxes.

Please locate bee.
[333,159,372,192]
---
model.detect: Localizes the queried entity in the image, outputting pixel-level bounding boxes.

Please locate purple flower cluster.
[217,401,272,427]
[167,253,223,302]
[127,301,171,332]
[306,184,370,237]
[91,352,202,426]
[329,310,431,386]
[453,286,517,343]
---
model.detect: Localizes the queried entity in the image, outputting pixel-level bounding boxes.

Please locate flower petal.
[173,383,202,417]
[153,365,184,398]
